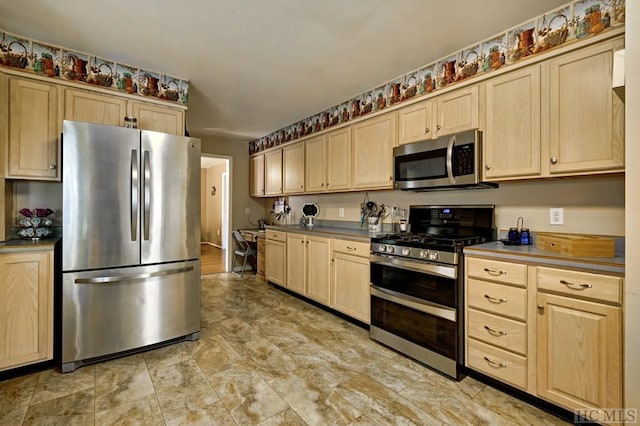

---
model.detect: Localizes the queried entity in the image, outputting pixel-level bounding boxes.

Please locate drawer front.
[468,279,527,321]
[468,339,527,390]
[537,267,622,304]
[467,257,526,287]
[265,230,286,242]
[468,309,526,355]
[332,239,370,257]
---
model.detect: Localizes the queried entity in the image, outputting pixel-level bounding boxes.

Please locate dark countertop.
[264,223,376,243]
[464,241,625,275]
[0,238,59,253]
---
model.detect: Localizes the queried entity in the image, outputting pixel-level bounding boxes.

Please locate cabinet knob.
[485,164,491,170]
[436,124,441,130]
[425,127,430,133]
[326,182,330,187]
[550,157,558,164]
[49,164,57,169]
[321,183,324,187]
[537,304,544,313]
[389,176,393,181]
[300,185,303,189]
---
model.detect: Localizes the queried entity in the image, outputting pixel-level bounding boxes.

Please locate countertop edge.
[0,238,59,252]
[264,225,373,243]
[464,243,625,275]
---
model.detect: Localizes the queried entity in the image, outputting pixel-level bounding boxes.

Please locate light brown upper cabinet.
[64,88,127,126]
[264,148,283,196]
[131,100,184,135]
[249,153,265,197]
[545,36,624,175]
[483,65,541,180]
[65,89,185,135]
[6,76,60,180]
[398,85,479,145]
[351,111,397,190]
[305,127,351,193]
[282,142,305,194]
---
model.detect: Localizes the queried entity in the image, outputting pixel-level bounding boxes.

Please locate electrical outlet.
[550,208,564,225]
[339,208,344,217]
[245,208,250,215]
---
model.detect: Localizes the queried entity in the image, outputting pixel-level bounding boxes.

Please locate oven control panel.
[371,243,455,265]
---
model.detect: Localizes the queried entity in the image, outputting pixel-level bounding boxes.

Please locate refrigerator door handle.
[130,149,138,241]
[74,266,195,284]
[143,150,151,240]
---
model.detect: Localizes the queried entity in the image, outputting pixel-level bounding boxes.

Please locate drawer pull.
[560,280,593,290]
[346,246,357,251]
[484,325,507,336]
[483,267,507,276]
[484,294,507,304]
[483,356,507,369]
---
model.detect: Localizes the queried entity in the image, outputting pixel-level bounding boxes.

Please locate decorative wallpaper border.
[249,0,625,154]
[0,30,189,104]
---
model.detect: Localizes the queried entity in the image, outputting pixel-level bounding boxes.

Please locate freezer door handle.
[143,150,151,241]
[130,149,138,241]
[74,266,195,284]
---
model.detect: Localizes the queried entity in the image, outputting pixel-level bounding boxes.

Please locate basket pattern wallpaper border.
[249,0,625,155]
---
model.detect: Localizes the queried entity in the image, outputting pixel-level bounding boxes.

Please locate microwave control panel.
[452,144,475,176]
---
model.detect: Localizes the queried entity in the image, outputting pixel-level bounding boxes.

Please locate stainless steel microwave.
[393,129,497,191]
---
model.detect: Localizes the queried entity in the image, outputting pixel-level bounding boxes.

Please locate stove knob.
[401,248,411,256]
[428,251,439,261]
[419,250,428,259]
[387,246,395,254]
[379,245,387,253]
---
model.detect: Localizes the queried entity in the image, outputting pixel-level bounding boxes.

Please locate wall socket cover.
[550,208,564,225]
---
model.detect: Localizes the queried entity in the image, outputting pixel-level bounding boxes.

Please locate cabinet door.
[325,127,351,191]
[264,149,283,196]
[484,66,541,180]
[131,101,185,135]
[434,85,479,138]
[398,100,433,144]
[283,143,305,194]
[352,112,396,189]
[537,293,621,411]
[265,239,286,286]
[64,88,127,126]
[331,252,370,323]
[249,154,265,197]
[7,77,59,179]
[306,236,331,304]
[286,233,306,295]
[0,251,53,371]
[305,135,326,192]
[546,37,624,175]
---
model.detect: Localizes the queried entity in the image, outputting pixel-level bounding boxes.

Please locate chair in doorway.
[231,230,257,277]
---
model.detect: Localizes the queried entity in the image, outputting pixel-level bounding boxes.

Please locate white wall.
[624,2,639,413]
[286,176,625,236]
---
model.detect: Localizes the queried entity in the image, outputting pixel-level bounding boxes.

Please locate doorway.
[200,155,231,274]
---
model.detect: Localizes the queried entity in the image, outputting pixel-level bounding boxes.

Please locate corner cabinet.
[545,37,624,175]
[6,76,60,180]
[0,249,54,371]
[351,111,396,190]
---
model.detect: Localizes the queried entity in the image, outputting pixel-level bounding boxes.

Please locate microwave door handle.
[446,135,455,184]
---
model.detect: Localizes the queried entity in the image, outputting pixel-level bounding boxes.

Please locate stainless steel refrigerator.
[61,120,201,373]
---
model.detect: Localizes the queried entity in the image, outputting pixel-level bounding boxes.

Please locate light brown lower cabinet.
[0,249,53,371]
[465,255,624,422]
[265,230,286,287]
[331,239,370,323]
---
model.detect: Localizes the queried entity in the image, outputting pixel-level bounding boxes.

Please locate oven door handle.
[370,253,457,279]
[371,286,456,322]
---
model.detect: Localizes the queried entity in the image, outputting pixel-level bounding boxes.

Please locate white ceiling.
[1,0,569,142]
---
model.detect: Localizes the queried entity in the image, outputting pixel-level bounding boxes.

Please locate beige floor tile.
[257,408,307,426]
[165,400,236,426]
[0,373,38,411]
[22,388,94,426]
[30,366,95,405]
[95,393,164,425]
[94,354,155,413]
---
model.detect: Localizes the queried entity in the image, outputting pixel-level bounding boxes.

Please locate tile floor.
[0,273,571,425]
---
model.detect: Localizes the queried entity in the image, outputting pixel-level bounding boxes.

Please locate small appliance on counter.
[301,203,319,227]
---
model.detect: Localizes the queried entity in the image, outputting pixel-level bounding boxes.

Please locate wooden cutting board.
[535,233,615,258]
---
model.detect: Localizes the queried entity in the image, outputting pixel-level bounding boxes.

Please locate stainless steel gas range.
[369,205,495,380]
